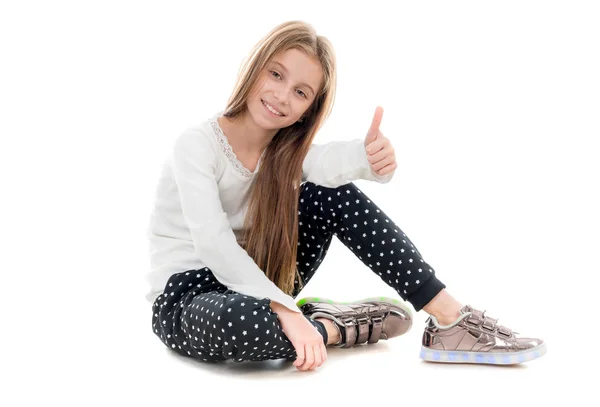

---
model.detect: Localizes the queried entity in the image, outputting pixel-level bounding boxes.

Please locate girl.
[146,20,546,371]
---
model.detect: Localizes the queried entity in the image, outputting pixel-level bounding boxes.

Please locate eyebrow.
[271,61,316,96]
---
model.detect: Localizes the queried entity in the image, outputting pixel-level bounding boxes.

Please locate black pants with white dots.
[151,181,446,363]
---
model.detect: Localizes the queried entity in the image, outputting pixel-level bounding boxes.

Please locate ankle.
[433,312,462,326]
[316,318,342,345]
[422,289,462,325]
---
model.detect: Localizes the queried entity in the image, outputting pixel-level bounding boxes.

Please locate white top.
[145,112,394,313]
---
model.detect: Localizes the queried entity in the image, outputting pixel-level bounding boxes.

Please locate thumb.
[365,106,383,144]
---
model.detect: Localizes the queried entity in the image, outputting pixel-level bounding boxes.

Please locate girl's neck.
[218,111,277,156]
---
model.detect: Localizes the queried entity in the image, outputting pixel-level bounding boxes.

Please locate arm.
[301,139,394,188]
[172,129,302,313]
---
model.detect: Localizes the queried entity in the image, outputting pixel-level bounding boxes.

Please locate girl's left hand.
[364,106,397,176]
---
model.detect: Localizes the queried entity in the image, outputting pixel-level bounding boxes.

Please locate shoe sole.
[419,342,547,365]
[296,296,413,319]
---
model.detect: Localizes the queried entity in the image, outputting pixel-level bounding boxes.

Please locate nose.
[273,85,292,106]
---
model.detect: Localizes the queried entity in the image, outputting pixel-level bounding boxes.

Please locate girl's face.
[248,48,324,130]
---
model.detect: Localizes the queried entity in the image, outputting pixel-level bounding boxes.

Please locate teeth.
[263,101,283,116]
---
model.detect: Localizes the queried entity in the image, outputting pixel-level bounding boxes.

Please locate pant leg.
[297,181,446,312]
[291,181,336,297]
[152,268,328,363]
[152,268,229,361]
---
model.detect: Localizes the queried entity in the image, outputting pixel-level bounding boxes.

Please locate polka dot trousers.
[151,181,446,363]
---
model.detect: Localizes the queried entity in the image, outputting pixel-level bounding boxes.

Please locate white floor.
[10,233,590,407]
[90,289,586,407]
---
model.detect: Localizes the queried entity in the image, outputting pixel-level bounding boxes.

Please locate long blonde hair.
[222,21,337,295]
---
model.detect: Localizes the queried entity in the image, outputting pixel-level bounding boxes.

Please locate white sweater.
[145,112,394,312]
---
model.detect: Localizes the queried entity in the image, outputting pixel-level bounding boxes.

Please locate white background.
[1,0,598,405]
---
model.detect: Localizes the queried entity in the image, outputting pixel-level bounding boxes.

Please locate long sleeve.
[171,129,302,313]
[302,139,394,187]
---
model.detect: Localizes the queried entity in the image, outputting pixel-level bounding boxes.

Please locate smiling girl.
[146,20,546,371]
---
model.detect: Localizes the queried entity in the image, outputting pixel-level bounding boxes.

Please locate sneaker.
[420,305,547,364]
[297,296,413,348]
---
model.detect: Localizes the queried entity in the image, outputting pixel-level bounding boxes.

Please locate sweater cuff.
[268,293,302,314]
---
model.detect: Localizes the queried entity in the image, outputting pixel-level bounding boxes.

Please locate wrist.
[270,301,303,318]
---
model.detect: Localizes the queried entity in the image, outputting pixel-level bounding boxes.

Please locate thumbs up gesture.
[364,106,397,177]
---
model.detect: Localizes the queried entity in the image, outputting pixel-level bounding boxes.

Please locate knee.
[217,295,276,336]
[300,181,358,205]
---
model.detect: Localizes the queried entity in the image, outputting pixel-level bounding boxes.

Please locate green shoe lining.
[296,296,413,317]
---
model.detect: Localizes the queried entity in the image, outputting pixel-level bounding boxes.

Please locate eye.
[270,71,282,79]
[296,90,307,98]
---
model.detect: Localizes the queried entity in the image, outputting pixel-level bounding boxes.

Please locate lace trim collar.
[210,112,265,179]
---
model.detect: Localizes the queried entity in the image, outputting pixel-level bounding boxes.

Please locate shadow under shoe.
[298,296,413,348]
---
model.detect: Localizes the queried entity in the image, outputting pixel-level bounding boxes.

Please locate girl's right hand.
[276,308,328,371]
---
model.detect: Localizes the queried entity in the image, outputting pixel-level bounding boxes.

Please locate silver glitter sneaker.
[298,296,413,348]
[420,305,547,364]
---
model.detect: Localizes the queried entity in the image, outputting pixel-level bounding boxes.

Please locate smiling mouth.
[262,100,285,116]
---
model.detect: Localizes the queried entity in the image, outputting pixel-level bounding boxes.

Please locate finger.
[316,342,325,367]
[302,345,315,371]
[368,106,384,136]
[320,341,328,364]
[308,344,320,370]
[367,148,390,165]
[372,156,395,172]
[299,344,314,371]
[293,343,305,367]
[376,161,398,175]
[366,137,389,155]
[310,344,322,370]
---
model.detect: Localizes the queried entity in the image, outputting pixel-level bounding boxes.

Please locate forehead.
[269,49,323,90]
